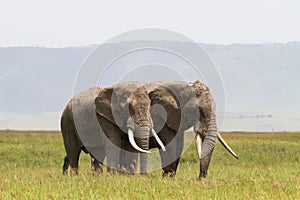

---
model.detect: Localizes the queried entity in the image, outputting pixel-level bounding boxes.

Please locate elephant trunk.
[128,129,151,154]
[135,126,150,174]
[199,115,218,179]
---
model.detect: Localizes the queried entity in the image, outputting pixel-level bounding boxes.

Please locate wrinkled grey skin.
[125,80,216,178]
[61,80,221,179]
[61,83,153,175]
[61,87,105,174]
[94,82,152,174]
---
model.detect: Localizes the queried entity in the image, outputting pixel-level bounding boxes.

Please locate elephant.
[61,84,165,175]
[121,80,238,178]
[148,80,238,178]
[94,82,165,174]
[61,82,165,174]
[61,80,237,179]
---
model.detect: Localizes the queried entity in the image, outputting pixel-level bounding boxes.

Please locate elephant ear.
[94,87,124,127]
[149,86,181,132]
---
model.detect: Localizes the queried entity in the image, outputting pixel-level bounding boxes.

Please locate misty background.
[1,42,300,131]
[1,0,300,131]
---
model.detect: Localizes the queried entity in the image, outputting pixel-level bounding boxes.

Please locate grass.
[0,130,299,199]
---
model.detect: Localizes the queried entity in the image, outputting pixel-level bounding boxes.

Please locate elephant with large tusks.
[61,83,165,174]
[147,80,238,178]
[94,82,165,174]
[120,80,237,178]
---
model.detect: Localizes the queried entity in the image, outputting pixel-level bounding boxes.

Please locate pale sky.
[1,0,300,47]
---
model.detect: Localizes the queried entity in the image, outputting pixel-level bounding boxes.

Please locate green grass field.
[0,130,299,199]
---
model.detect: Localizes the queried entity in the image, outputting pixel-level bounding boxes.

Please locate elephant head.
[94,83,165,173]
[189,80,238,178]
[127,85,156,173]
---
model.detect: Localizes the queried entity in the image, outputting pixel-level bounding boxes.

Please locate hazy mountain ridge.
[0,47,93,113]
[203,42,300,112]
[1,42,299,130]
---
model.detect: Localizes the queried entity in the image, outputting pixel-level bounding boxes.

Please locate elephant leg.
[158,126,178,177]
[90,140,106,173]
[99,117,122,173]
[62,156,69,175]
[126,152,138,174]
[61,115,81,175]
[119,147,126,173]
[174,131,184,172]
[122,136,138,174]
[160,146,177,177]
[67,148,81,175]
[106,135,122,173]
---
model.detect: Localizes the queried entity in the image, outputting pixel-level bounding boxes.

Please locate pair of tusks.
[128,128,166,154]
[196,133,239,159]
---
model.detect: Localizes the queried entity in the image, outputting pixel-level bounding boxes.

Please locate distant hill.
[204,42,300,112]
[0,46,93,113]
[1,42,300,131]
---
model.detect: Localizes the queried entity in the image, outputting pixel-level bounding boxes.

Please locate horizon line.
[0,41,299,49]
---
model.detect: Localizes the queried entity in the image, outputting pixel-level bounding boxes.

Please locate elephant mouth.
[128,124,166,153]
[128,128,151,154]
[135,124,166,151]
[127,118,166,153]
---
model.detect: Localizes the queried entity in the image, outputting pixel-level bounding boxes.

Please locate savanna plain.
[0,130,299,199]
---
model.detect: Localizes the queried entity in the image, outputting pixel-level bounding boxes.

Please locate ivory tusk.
[128,129,151,154]
[217,133,238,159]
[196,134,202,160]
[151,129,166,151]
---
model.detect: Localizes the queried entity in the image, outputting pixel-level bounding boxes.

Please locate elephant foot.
[91,159,103,173]
[70,167,78,176]
[162,170,176,178]
[118,166,136,175]
[198,172,208,180]
[127,161,138,174]
[140,172,148,176]
[62,156,69,175]
[118,166,128,174]
[107,167,121,174]
[91,164,103,173]
[125,167,135,174]
[62,168,69,175]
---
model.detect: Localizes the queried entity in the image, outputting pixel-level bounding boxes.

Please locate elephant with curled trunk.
[145,80,238,178]
[61,84,165,174]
